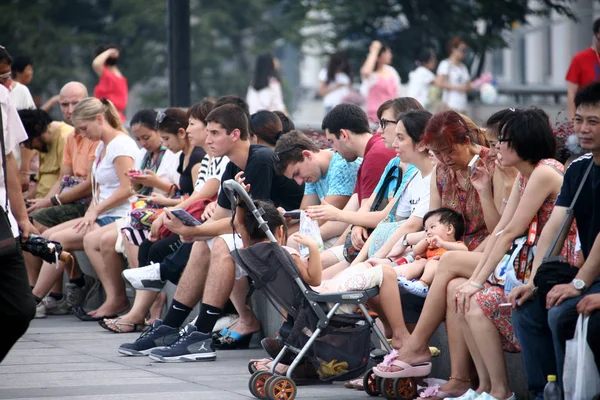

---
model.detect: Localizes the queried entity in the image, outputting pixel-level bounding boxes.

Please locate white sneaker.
[122,263,165,292]
[444,389,480,400]
[35,302,47,319]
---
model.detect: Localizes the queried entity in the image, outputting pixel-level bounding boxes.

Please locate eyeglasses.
[379,118,398,130]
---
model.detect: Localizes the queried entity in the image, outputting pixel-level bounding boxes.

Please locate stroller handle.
[222,179,278,243]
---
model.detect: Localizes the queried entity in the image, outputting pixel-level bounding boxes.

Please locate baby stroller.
[223,180,396,400]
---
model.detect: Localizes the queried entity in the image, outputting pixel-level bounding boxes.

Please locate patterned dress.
[436,147,496,250]
[474,158,579,352]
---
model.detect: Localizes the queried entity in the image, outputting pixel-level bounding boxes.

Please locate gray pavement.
[0,316,367,400]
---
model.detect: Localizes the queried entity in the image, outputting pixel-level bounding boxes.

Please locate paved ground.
[0,316,368,400]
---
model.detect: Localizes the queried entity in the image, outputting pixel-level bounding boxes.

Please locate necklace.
[456,169,470,187]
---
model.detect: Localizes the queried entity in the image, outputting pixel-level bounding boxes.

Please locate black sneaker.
[118,319,179,356]
[149,324,217,363]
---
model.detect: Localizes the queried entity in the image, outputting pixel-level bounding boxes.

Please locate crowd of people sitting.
[4,57,600,399]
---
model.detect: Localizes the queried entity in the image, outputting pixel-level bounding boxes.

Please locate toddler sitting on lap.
[395,207,467,297]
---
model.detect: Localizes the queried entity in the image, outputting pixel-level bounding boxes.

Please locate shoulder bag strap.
[370,165,400,212]
[545,160,594,259]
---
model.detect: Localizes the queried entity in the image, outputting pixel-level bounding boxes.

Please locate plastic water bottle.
[543,375,561,400]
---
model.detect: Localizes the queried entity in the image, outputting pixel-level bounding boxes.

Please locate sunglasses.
[155,111,183,130]
[379,118,398,130]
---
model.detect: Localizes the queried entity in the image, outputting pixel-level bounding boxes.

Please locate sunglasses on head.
[271,145,305,164]
[155,111,182,130]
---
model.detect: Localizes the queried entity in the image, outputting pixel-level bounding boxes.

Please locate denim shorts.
[96,216,121,227]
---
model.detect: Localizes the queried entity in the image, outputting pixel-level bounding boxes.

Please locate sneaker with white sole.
[118,319,180,356]
[44,296,72,315]
[66,274,100,307]
[149,324,216,362]
[35,302,47,319]
[444,389,480,400]
[122,262,165,292]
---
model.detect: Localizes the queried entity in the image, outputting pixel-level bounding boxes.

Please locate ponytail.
[72,97,126,132]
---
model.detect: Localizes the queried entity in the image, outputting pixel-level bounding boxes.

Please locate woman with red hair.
[370,111,505,398]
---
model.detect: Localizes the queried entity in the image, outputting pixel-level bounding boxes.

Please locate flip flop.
[372,350,431,379]
[72,305,118,322]
[99,318,145,333]
[215,329,259,350]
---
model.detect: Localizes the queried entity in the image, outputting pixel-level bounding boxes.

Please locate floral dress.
[436,147,496,250]
[474,158,579,352]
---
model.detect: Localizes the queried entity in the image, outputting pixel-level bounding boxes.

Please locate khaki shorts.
[31,203,88,228]
[206,234,246,280]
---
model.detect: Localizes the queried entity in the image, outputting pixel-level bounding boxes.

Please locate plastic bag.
[563,314,600,400]
[298,210,324,258]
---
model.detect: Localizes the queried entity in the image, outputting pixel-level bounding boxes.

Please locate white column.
[525,16,545,85]
[550,11,573,86]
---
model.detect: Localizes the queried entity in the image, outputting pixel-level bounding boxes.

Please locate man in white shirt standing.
[0,84,39,363]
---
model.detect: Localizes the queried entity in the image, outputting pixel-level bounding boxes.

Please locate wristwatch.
[402,234,409,247]
[572,278,586,292]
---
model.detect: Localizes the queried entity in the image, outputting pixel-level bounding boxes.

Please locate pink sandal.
[372,350,432,379]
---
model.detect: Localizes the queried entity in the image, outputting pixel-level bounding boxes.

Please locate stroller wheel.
[379,378,397,399]
[249,371,272,399]
[265,376,296,400]
[363,369,380,397]
[393,377,417,400]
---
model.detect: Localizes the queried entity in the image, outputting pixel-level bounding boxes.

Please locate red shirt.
[354,134,396,203]
[565,48,600,88]
[94,67,128,122]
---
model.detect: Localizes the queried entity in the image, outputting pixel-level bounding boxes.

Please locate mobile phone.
[468,154,480,175]
[170,208,202,226]
[284,210,301,220]
[128,170,143,178]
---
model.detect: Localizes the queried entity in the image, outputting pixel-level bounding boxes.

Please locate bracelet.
[54,195,63,206]
[387,257,393,262]
[50,196,59,206]
[470,281,485,290]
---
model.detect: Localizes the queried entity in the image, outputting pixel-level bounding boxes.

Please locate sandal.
[73,305,118,322]
[99,318,145,333]
[344,377,364,390]
[214,328,259,350]
[372,350,432,379]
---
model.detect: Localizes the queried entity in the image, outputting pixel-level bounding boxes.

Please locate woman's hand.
[130,169,160,188]
[369,40,382,54]
[27,197,52,214]
[351,226,368,250]
[146,192,170,206]
[507,283,535,308]
[454,282,483,315]
[202,201,217,221]
[306,200,340,222]
[470,162,492,195]
[149,212,166,242]
[73,208,98,234]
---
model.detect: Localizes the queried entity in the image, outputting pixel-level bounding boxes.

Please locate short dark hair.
[321,103,371,138]
[157,107,188,135]
[575,81,600,109]
[497,107,556,165]
[423,207,465,241]
[377,97,425,120]
[130,109,158,131]
[274,111,295,133]
[187,98,215,124]
[594,18,600,35]
[206,104,250,140]
[0,46,12,66]
[11,55,32,75]
[273,130,320,175]
[18,109,52,142]
[250,110,283,146]
[235,199,287,244]
[214,95,250,118]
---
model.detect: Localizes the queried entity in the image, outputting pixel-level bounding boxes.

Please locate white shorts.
[326,244,346,262]
[206,233,247,280]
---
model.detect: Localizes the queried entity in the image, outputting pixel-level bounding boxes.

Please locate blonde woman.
[32,97,137,319]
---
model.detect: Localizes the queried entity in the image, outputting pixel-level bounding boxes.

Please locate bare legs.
[31,218,87,299]
[226,271,260,335]
[173,241,211,307]
[461,291,512,399]
[83,223,129,317]
[395,259,428,280]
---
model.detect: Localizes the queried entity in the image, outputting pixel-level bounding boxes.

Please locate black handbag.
[533,160,593,295]
[0,107,18,257]
[343,164,402,263]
